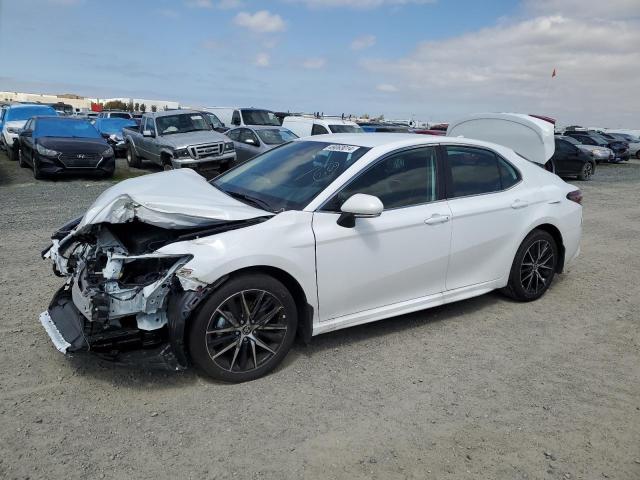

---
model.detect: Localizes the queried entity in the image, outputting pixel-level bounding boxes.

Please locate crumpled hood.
[160,130,228,148]
[78,169,272,229]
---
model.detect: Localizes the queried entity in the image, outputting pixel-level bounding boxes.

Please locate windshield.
[109,112,131,119]
[242,110,280,126]
[36,118,101,138]
[328,124,364,134]
[213,141,370,211]
[7,106,57,121]
[256,128,298,145]
[96,118,137,134]
[156,113,211,135]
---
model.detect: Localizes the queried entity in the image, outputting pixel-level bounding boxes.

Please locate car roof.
[8,104,56,110]
[229,125,288,131]
[147,109,201,118]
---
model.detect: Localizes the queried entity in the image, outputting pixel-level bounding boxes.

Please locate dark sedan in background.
[17,116,115,179]
[564,130,628,162]
[93,117,137,156]
[552,136,596,180]
[225,125,298,163]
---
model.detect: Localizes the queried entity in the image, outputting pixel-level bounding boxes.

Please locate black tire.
[501,230,558,302]
[126,143,141,168]
[188,273,298,382]
[577,161,595,181]
[10,144,19,161]
[32,156,45,180]
[18,148,28,168]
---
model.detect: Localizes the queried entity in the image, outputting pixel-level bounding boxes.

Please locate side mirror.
[244,138,257,146]
[143,129,154,137]
[337,194,384,228]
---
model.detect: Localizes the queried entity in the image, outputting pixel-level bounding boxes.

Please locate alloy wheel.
[205,289,288,373]
[583,163,593,180]
[520,239,555,295]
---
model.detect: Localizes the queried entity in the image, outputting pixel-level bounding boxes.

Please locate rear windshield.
[109,112,132,119]
[242,110,280,126]
[256,128,298,145]
[6,106,57,121]
[36,118,101,139]
[156,113,211,135]
[328,124,364,134]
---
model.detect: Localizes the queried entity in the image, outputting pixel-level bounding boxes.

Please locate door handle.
[511,199,529,209]
[424,214,450,225]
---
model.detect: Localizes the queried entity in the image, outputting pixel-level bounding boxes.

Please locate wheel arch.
[529,222,565,273]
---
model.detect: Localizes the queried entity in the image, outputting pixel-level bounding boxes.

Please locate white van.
[204,107,280,128]
[281,115,363,138]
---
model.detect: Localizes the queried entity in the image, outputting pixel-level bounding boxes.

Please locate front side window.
[207,113,224,129]
[239,129,259,145]
[144,117,156,135]
[213,141,370,212]
[446,146,503,198]
[323,147,438,211]
[312,124,329,135]
[226,129,241,141]
[155,114,209,135]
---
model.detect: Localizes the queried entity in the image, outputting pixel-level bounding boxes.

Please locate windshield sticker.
[323,144,360,153]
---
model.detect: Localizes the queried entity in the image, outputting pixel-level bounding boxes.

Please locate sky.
[0,0,639,127]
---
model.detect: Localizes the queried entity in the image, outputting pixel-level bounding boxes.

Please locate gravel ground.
[0,153,638,480]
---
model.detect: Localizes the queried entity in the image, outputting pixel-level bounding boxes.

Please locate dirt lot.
[0,153,638,480]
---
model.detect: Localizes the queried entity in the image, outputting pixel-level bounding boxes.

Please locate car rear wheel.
[577,161,594,181]
[126,143,141,168]
[188,273,298,382]
[501,230,558,302]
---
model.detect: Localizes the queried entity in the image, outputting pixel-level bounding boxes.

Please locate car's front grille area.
[58,153,102,168]
[189,143,223,159]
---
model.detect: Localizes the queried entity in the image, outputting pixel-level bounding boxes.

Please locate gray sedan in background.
[225,126,298,163]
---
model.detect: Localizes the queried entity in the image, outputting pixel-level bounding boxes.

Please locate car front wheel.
[501,230,558,302]
[577,161,594,181]
[126,143,141,168]
[188,273,298,382]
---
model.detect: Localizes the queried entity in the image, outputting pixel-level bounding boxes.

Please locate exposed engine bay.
[42,215,269,368]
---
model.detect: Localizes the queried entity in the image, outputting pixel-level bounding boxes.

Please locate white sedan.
[41,127,582,382]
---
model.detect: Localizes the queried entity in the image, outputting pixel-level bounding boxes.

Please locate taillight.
[567,190,583,205]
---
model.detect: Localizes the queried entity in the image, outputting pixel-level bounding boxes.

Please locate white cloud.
[287,0,435,8]
[302,58,327,69]
[525,0,640,18]
[234,10,286,33]
[376,83,398,92]
[362,14,640,126]
[351,34,376,50]
[255,52,270,67]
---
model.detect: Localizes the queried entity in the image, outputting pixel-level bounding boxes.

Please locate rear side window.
[445,146,518,198]
[226,129,241,141]
[232,110,241,126]
[323,147,438,211]
[312,124,329,135]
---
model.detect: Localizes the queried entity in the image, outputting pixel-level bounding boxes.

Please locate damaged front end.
[41,220,200,369]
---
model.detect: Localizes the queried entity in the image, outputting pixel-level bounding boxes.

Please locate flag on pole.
[552,68,557,78]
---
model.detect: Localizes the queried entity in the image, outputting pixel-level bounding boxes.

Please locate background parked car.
[558,134,612,163]
[282,115,363,137]
[552,136,596,180]
[123,110,236,176]
[357,122,411,133]
[1,104,58,160]
[564,131,628,162]
[225,126,298,163]
[600,132,640,159]
[17,116,115,179]
[93,117,138,157]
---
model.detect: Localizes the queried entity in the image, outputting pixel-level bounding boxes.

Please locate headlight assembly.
[174,148,191,158]
[102,147,114,157]
[36,144,60,157]
[224,142,235,152]
[7,127,21,134]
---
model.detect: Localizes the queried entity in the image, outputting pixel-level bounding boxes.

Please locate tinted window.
[206,113,224,129]
[328,124,364,134]
[239,129,259,144]
[446,146,502,198]
[144,117,156,135]
[241,110,280,126]
[213,141,370,212]
[498,157,520,189]
[324,147,438,211]
[575,136,596,145]
[226,129,241,141]
[109,112,131,119]
[231,110,241,126]
[312,124,329,135]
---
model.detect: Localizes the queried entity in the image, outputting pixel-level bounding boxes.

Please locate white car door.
[442,145,533,291]
[312,146,452,322]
